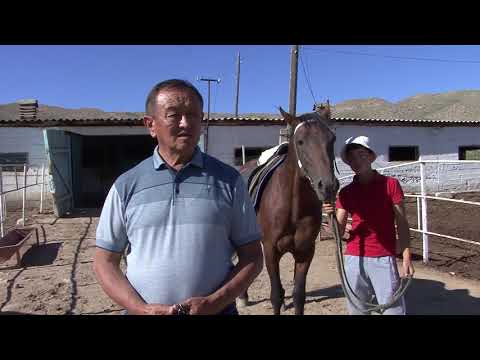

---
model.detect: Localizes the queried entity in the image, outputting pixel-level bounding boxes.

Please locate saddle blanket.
[245,143,289,210]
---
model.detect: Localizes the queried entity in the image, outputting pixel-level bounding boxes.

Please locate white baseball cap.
[340,136,377,164]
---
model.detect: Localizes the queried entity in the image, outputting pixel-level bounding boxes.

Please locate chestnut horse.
[239,105,338,315]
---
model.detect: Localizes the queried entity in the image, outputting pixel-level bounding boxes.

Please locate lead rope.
[329,213,413,315]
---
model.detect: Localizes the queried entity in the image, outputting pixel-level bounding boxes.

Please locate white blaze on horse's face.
[294,121,308,171]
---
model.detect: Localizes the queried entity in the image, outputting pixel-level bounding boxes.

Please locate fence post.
[15,166,18,190]
[22,164,27,226]
[420,161,429,263]
[416,196,421,230]
[242,145,246,165]
[0,166,3,237]
[1,167,5,217]
[40,164,45,213]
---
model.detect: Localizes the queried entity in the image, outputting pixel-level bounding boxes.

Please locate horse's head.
[280,104,339,203]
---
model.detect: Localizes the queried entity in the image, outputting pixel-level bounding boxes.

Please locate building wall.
[1,124,479,205]
[0,128,49,206]
[59,126,150,136]
[0,127,47,167]
[334,125,480,193]
[207,125,283,165]
[208,124,480,193]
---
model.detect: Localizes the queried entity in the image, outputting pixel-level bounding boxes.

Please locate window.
[234,147,272,166]
[388,146,419,162]
[0,152,28,171]
[459,146,480,160]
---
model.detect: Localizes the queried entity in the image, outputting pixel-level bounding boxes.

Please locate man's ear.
[144,116,157,138]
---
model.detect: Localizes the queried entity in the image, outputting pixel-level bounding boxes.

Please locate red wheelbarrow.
[0,228,39,267]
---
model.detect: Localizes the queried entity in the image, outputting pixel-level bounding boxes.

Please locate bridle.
[292,118,336,189]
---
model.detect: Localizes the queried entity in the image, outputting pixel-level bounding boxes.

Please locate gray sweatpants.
[344,255,406,315]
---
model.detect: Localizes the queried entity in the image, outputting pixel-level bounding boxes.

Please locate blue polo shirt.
[96,146,261,305]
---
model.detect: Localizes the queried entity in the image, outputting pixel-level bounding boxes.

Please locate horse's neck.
[285,140,318,214]
[285,141,322,222]
[285,139,301,185]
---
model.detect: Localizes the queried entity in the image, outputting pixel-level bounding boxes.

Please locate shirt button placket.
[173,175,180,206]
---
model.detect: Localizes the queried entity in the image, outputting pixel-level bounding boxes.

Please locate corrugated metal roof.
[334,117,480,124]
[2,101,480,126]
[1,114,480,127]
[0,114,286,127]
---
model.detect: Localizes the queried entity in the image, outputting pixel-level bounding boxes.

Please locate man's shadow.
[406,278,480,315]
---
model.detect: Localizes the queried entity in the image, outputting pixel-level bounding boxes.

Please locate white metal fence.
[338,160,480,263]
[0,164,47,237]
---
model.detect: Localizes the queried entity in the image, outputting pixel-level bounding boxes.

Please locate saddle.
[241,143,288,211]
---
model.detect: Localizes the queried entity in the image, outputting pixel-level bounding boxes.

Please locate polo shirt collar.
[352,170,382,184]
[153,145,204,170]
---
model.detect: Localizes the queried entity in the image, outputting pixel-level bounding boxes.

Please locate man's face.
[346,146,375,174]
[145,88,203,156]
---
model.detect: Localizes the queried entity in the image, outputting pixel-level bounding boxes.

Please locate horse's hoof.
[237,298,249,308]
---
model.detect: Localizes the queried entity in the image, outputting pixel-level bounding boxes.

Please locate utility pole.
[197,77,221,154]
[280,45,299,144]
[234,52,241,117]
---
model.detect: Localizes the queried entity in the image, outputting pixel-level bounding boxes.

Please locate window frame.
[459,146,480,160]
[0,152,29,171]
[388,146,419,162]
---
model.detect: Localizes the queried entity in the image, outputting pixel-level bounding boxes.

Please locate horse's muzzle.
[315,179,338,203]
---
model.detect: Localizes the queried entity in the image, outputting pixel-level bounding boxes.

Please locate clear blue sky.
[2,45,480,114]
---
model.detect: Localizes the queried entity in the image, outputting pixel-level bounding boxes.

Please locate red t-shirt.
[336,171,404,257]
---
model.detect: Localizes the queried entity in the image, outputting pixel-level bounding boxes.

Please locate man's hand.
[182,296,219,315]
[401,248,415,277]
[322,202,348,239]
[322,202,335,215]
[130,304,176,315]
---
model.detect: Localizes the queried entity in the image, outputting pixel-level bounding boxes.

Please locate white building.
[1,102,479,216]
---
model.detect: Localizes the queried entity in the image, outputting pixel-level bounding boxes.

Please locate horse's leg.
[292,254,314,315]
[264,245,285,315]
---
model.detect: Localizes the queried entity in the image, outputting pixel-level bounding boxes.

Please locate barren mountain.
[2,90,480,121]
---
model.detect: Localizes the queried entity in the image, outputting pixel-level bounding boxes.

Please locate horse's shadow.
[244,278,480,315]
[282,285,344,310]
[405,278,480,315]
[245,285,344,308]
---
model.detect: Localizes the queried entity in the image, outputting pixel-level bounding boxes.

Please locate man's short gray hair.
[145,79,204,116]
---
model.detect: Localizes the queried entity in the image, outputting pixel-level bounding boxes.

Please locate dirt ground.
[0,196,479,315]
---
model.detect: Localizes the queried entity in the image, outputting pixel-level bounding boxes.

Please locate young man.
[323,136,415,315]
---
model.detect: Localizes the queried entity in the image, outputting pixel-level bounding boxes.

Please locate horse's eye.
[298,140,304,146]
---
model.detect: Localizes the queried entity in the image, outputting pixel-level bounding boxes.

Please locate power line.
[299,49,317,105]
[212,78,219,114]
[302,47,480,64]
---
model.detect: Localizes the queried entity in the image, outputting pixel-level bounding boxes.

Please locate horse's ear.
[279,106,296,126]
[315,102,331,119]
[314,101,336,129]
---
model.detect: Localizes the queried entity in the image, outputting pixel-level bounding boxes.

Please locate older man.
[93,79,263,315]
